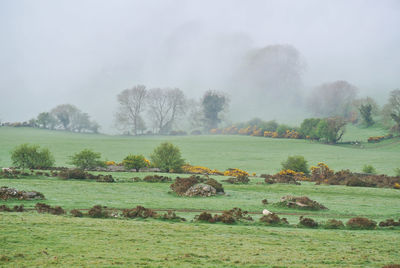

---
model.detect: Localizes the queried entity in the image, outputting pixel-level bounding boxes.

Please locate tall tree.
[201,90,228,131]
[51,104,80,130]
[359,104,374,127]
[147,88,186,134]
[37,112,57,129]
[316,117,346,144]
[307,80,358,119]
[388,89,400,133]
[115,85,147,135]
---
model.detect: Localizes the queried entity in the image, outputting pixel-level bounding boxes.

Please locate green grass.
[1,126,400,267]
[0,127,399,175]
[1,213,400,267]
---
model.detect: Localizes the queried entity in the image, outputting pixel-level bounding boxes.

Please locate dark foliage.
[70,209,84,217]
[143,175,172,183]
[35,203,65,215]
[346,217,377,230]
[298,216,318,228]
[122,206,157,219]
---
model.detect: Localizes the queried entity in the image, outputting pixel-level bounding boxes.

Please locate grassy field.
[0,126,399,175]
[1,126,400,267]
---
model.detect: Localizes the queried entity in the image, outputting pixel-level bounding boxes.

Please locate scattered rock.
[184,183,216,197]
[0,186,45,200]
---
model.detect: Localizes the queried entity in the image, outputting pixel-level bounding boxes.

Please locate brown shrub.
[70,209,84,217]
[298,216,318,228]
[260,213,283,225]
[323,219,344,229]
[35,203,65,215]
[88,205,110,218]
[122,206,157,219]
[261,199,268,205]
[205,178,224,193]
[194,212,213,222]
[58,169,114,182]
[170,176,205,195]
[143,175,172,183]
[382,265,400,268]
[161,210,186,221]
[379,219,400,227]
[346,217,377,230]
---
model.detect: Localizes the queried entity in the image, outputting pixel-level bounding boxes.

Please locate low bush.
[35,203,65,215]
[150,142,185,172]
[122,155,150,172]
[161,210,186,221]
[362,165,376,174]
[58,169,115,182]
[323,219,344,229]
[194,208,252,224]
[122,206,157,219]
[205,178,224,193]
[70,209,83,217]
[88,205,110,218]
[346,217,377,230]
[143,175,172,183]
[261,199,268,205]
[260,213,286,225]
[170,175,205,196]
[379,219,400,227]
[0,204,24,212]
[298,216,318,228]
[281,155,309,174]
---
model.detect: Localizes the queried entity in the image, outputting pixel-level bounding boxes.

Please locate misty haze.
[1,1,400,267]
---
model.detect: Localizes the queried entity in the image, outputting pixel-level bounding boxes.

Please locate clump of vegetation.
[205,178,224,193]
[260,213,288,225]
[122,206,157,219]
[58,169,114,182]
[122,155,150,171]
[346,217,377,230]
[143,175,172,183]
[281,155,309,174]
[69,149,105,170]
[362,165,376,174]
[261,199,268,205]
[35,203,65,215]
[181,165,224,175]
[260,170,303,185]
[276,195,327,210]
[11,143,55,169]
[379,219,400,227]
[223,168,249,177]
[323,219,345,229]
[161,210,186,221]
[194,208,252,224]
[298,216,318,228]
[170,175,205,196]
[70,209,84,217]
[150,142,185,172]
[0,204,25,212]
[223,176,250,184]
[88,205,110,218]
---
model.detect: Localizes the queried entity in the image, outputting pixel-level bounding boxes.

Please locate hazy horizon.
[1,0,399,132]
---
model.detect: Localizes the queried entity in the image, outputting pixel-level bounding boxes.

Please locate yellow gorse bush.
[224,168,249,177]
[278,169,308,181]
[182,165,224,175]
[105,161,116,166]
[311,162,334,181]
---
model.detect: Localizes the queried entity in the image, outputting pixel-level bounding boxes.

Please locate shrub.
[35,203,65,215]
[88,205,109,218]
[143,175,172,183]
[69,149,105,170]
[205,178,224,193]
[150,142,185,172]
[346,217,377,230]
[11,143,55,169]
[122,206,157,219]
[323,219,344,229]
[70,209,83,217]
[281,155,309,174]
[161,210,186,221]
[298,216,318,228]
[194,212,213,222]
[123,155,149,172]
[223,168,249,177]
[260,213,282,225]
[362,165,376,174]
[170,176,203,195]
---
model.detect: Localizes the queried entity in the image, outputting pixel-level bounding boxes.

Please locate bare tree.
[115,85,147,135]
[147,88,186,134]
